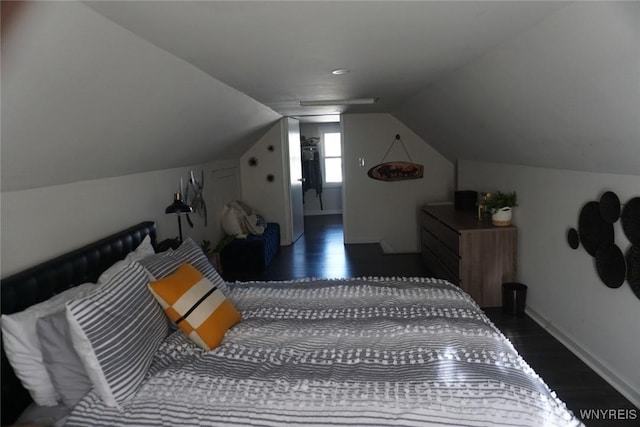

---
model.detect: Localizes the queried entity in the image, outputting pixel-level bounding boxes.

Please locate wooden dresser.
[420,204,517,307]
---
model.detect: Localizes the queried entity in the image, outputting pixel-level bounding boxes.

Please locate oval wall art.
[621,197,640,245]
[595,242,626,289]
[599,191,621,223]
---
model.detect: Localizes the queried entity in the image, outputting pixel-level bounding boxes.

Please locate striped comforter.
[66,277,583,426]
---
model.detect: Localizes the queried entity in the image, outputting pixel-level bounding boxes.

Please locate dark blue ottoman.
[220,223,280,272]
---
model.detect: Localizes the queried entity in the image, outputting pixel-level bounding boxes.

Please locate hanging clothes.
[301,148,323,210]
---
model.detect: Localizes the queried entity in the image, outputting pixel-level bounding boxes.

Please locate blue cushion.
[220,223,280,272]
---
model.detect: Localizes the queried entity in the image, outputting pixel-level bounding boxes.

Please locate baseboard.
[526,306,640,409]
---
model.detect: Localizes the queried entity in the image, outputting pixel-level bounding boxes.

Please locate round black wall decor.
[266,174,275,182]
[626,245,640,299]
[621,197,640,245]
[595,242,626,289]
[579,201,614,256]
[567,228,580,249]
[599,191,621,223]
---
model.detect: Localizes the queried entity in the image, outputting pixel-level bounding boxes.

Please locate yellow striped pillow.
[148,263,241,350]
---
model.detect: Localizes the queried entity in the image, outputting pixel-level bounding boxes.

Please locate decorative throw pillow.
[149,263,241,351]
[230,200,266,236]
[221,201,266,237]
[36,311,93,408]
[1,283,96,406]
[65,262,168,408]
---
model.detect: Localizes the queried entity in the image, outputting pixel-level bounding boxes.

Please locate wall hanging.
[578,201,613,256]
[567,228,580,249]
[569,193,640,298]
[367,134,423,182]
[184,170,208,227]
[621,196,640,245]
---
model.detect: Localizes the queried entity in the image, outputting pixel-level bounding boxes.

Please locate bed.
[1,221,583,427]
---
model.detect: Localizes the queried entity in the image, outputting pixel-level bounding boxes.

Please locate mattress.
[65,277,583,427]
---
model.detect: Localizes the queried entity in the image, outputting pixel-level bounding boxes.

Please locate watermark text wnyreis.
[579,409,637,421]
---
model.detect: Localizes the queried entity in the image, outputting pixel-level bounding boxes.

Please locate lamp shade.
[165,193,193,215]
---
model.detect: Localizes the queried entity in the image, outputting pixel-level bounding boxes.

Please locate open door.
[285,117,304,243]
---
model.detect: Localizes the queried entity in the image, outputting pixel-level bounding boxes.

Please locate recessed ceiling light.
[331,68,350,75]
[299,98,378,106]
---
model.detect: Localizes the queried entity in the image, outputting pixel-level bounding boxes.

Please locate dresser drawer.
[438,244,460,279]
[421,228,440,253]
[421,211,440,233]
[422,228,460,279]
[421,245,459,286]
[437,223,460,254]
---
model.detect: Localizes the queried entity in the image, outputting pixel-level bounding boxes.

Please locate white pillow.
[96,260,128,286]
[125,235,155,262]
[220,204,244,237]
[1,283,96,406]
[66,262,168,408]
[96,235,155,285]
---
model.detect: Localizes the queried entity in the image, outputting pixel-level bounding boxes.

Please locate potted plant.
[484,191,517,226]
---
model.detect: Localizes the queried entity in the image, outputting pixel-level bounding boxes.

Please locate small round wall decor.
[579,201,613,256]
[567,228,580,249]
[599,191,621,223]
[248,157,258,167]
[621,197,640,245]
[266,174,275,182]
[626,245,640,299]
[595,242,626,289]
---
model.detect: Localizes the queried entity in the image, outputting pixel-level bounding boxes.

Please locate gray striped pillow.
[141,238,228,293]
[65,262,168,409]
[138,252,183,280]
[169,238,228,293]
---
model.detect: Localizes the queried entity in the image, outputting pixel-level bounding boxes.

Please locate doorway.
[298,117,344,240]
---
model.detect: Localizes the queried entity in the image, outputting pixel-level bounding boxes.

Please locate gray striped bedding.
[66,277,584,426]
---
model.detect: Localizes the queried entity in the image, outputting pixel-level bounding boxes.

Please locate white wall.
[458,159,640,407]
[342,114,454,253]
[206,160,243,250]
[0,163,244,278]
[239,119,294,244]
[300,122,343,215]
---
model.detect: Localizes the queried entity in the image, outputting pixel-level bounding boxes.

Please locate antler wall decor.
[184,170,208,226]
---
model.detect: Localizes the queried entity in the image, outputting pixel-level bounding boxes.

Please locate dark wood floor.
[222,214,638,426]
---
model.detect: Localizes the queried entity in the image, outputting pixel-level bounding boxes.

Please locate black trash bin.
[502,282,527,315]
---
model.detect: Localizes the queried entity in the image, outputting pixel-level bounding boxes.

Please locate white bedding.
[66,277,583,426]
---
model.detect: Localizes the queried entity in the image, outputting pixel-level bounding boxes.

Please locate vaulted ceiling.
[2,1,638,191]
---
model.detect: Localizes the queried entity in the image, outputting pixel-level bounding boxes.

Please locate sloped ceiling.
[1,1,281,191]
[395,1,640,176]
[2,1,638,192]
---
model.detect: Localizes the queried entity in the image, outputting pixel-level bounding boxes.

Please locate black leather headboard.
[0,221,156,424]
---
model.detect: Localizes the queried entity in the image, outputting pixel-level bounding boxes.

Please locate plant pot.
[492,207,513,226]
